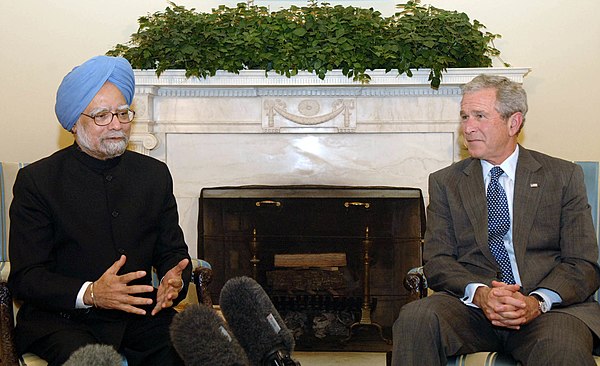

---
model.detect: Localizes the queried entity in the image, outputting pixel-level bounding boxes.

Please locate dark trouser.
[27,308,183,366]
[392,292,596,366]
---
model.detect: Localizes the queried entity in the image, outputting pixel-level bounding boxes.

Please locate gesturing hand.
[152,258,190,316]
[86,255,155,315]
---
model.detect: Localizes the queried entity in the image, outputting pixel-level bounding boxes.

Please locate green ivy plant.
[107,1,505,88]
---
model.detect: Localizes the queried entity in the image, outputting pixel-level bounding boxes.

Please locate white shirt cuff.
[76,281,93,309]
[461,283,487,308]
[530,289,562,310]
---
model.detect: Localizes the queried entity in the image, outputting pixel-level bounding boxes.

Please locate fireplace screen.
[198,185,425,351]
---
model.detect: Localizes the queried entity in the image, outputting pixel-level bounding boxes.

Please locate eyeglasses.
[80,109,136,126]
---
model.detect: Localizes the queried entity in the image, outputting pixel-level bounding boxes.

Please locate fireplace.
[127,67,528,350]
[198,185,425,351]
[128,67,529,263]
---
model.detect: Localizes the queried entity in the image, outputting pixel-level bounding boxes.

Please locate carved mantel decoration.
[129,67,530,258]
[264,98,355,132]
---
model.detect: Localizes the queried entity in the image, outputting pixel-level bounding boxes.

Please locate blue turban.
[55,55,135,131]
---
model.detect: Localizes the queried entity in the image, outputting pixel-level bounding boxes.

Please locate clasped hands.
[84,255,189,316]
[473,280,542,330]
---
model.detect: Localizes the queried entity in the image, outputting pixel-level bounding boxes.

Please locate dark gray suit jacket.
[423,146,600,336]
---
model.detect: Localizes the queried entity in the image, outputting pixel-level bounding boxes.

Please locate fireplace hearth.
[198,185,425,351]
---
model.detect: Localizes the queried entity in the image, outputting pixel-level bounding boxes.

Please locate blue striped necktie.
[487,166,516,284]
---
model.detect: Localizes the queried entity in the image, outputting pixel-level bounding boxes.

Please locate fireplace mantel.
[129,67,530,257]
[133,67,529,87]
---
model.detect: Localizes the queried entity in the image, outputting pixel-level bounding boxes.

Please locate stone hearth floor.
[294,351,387,365]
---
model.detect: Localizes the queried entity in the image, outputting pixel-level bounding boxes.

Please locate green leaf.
[107,1,504,88]
[293,27,307,37]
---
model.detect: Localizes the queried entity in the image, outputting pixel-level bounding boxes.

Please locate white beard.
[76,123,129,160]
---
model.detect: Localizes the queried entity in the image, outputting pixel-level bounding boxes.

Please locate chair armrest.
[403,266,428,299]
[0,281,20,366]
[192,261,213,307]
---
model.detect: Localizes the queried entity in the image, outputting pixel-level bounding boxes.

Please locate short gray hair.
[462,74,528,126]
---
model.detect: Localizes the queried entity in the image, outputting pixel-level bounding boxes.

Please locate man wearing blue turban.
[8,55,191,366]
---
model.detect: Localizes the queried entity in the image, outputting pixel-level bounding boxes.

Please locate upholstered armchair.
[0,162,214,365]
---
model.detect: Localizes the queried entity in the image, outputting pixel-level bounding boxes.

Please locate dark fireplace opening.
[198,185,425,352]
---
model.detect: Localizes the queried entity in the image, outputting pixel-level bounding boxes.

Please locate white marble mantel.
[129,67,530,257]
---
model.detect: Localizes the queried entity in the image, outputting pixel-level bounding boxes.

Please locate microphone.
[170,303,250,366]
[63,344,123,366]
[219,276,301,366]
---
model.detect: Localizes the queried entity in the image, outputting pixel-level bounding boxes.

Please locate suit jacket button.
[112,210,119,218]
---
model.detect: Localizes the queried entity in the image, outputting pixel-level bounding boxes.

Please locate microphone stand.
[262,349,302,366]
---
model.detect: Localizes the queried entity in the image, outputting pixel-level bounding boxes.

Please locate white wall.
[1,0,599,163]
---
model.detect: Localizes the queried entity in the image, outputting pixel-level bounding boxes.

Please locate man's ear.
[508,112,523,136]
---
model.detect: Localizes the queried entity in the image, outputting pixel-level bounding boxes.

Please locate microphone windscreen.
[219,276,295,366]
[170,303,250,366]
[63,344,123,366]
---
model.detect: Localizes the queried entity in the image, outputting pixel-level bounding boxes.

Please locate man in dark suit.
[392,74,600,365]
[8,55,192,366]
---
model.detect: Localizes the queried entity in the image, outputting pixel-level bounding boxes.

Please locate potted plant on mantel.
[107,0,508,89]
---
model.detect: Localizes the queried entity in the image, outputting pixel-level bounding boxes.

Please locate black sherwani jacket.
[8,144,192,354]
[423,146,600,337]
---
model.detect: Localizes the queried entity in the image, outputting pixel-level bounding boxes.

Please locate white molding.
[130,67,530,152]
[134,67,531,88]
